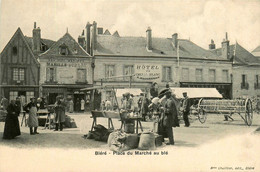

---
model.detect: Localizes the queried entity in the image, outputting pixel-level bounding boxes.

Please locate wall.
[0,31,39,86]
[39,57,93,85]
[232,66,260,98]
[94,56,232,87]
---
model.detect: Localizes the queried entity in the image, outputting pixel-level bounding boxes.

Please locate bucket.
[138,132,156,150]
[124,123,135,133]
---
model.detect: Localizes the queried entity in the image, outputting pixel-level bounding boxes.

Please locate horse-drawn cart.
[197,98,253,126]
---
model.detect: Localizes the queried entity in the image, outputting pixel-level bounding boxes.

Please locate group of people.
[1,95,68,140]
[148,89,191,145]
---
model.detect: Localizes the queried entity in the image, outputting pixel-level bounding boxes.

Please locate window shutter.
[46,68,50,81]
[162,67,166,81]
[53,68,57,82]
[105,65,107,78]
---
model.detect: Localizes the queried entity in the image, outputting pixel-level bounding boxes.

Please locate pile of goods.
[0,110,7,122]
[85,124,113,142]
[64,115,77,128]
[107,130,163,152]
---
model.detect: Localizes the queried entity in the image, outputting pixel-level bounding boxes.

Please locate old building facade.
[83,22,233,101]
[0,23,54,103]
[38,32,93,106]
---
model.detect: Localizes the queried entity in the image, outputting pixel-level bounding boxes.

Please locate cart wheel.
[245,98,253,126]
[198,108,207,124]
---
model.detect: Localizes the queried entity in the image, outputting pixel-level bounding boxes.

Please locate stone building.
[83,21,233,101]
[38,31,92,107]
[212,40,260,98]
[0,23,54,103]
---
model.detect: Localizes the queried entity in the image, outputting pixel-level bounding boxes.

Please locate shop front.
[180,82,232,99]
[42,85,92,111]
[1,85,39,104]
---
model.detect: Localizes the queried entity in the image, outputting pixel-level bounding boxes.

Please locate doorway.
[48,93,58,105]
[74,94,84,112]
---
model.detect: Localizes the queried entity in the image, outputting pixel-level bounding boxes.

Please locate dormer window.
[59,43,68,55]
[13,46,18,56]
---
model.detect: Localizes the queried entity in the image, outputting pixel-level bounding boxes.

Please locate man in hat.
[162,90,179,145]
[181,92,190,127]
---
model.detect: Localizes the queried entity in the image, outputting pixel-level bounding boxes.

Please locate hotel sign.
[134,65,161,80]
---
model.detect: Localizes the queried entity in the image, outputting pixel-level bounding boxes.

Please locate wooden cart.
[197,98,253,126]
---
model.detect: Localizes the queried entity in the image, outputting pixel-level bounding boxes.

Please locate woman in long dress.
[25,97,39,135]
[80,99,85,112]
[3,100,21,139]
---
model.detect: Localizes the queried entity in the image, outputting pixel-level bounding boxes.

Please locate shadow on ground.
[0,131,106,149]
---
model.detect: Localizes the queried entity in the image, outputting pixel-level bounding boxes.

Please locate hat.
[165,90,172,95]
[183,92,187,95]
[30,97,36,101]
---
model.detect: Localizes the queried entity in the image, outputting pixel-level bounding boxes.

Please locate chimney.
[85,22,91,54]
[209,39,215,50]
[221,32,230,59]
[172,33,178,48]
[97,27,103,34]
[32,22,41,52]
[146,27,152,50]
[78,30,85,48]
[91,21,97,54]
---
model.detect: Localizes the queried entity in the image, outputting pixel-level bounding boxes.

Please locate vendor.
[121,92,134,112]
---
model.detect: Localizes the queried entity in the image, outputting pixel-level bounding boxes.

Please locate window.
[123,65,134,80]
[9,91,18,101]
[77,69,87,82]
[105,65,115,78]
[12,47,17,56]
[255,75,260,89]
[222,70,229,82]
[46,67,56,82]
[241,74,249,89]
[13,68,24,81]
[182,68,189,81]
[26,91,34,103]
[195,69,203,82]
[59,43,68,55]
[162,66,172,82]
[209,69,216,82]
[242,74,247,87]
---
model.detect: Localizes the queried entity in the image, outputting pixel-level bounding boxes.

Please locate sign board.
[134,64,161,80]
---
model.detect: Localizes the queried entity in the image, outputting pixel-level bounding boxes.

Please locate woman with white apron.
[24,97,39,135]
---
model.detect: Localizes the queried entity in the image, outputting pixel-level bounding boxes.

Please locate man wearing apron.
[25,97,39,135]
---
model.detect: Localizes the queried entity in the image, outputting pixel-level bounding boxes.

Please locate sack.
[108,130,137,152]
[138,132,156,150]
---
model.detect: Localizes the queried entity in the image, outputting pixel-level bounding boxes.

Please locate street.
[0,112,260,172]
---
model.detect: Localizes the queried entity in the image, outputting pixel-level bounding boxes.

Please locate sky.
[0,0,260,52]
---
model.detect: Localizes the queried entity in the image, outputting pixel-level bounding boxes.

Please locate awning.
[170,87,223,99]
[115,88,143,97]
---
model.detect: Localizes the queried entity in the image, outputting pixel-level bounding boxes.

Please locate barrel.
[124,123,135,133]
[138,132,156,150]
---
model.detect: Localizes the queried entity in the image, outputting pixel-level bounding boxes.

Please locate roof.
[40,32,90,57]
[252,45,260,53]
[0,28,40,66]
[24,36,56,52]
[94,35,223,60]
[170,87,223,99]
[212,43,260,65]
